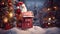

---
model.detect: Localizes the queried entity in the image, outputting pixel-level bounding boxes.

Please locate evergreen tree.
[0,0,14,30]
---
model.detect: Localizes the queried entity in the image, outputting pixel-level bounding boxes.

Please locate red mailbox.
[21,11,34,29]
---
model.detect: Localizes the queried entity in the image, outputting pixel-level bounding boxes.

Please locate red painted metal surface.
[22,17,33,29]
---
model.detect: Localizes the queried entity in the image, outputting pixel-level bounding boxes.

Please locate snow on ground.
[9,26,45,34]
[0,26,60,34]
[45,27,60,34]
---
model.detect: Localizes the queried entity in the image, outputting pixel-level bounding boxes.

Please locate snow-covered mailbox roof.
[22,11,34,17]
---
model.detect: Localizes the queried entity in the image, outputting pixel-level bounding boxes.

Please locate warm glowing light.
[53,17,55,19]
[54,6,58,10]
[17,6,20,9]
[54,6,57,9]
[48,18,51,21]
[2,2,4,5]
[18,14,22,19]
[9,12,13,18]
[3,17,8,23]
[48,23,50,25]
[9,3,12,5]
[47,8,50,11]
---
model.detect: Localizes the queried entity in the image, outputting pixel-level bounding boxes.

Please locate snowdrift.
[0,26,60,34]
[10,26,45,34]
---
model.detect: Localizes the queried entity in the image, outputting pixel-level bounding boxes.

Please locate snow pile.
[10,26,45,34]
[0,26,60,34]
[45,27,60,34]
[28,26,45,34]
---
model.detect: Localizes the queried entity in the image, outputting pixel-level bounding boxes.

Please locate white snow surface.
[0,26,60,34]
[11,26,45,34]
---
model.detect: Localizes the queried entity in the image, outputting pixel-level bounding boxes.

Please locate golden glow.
[48,23,50,25]
[2,2,4,5]
[3,17,8,23]
[54,6,57,9]
[53,17,55,19]
[54,6,58,10]
[18,14,22,19]
[48,18,51,21]
[47,8,51,11]
[17,6,20,9]
[9,3,12,5]
[9,12,13,18]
